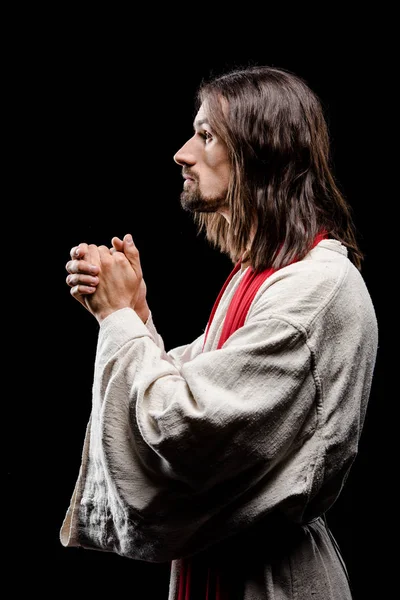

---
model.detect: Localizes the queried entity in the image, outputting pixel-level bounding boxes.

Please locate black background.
[11,11,391,599]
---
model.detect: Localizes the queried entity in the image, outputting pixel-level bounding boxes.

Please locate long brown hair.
[193,65,363,272]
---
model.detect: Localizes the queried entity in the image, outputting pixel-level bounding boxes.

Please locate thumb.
[123,233,135,249]
[123,234,141,270]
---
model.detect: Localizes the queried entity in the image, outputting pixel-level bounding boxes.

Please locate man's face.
[173,102,231,218]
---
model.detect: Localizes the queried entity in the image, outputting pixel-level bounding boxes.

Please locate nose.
[173,137,195,166]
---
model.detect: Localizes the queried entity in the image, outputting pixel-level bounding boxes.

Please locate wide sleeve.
[144,310,206,368]
[60,306,322,562]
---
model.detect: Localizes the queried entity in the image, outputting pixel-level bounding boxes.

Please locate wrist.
[135,303,150,324]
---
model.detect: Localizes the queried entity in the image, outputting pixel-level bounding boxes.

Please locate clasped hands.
[65,233,150,324]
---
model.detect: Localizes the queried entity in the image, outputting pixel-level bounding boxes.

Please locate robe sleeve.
[61,306,325,562]
[144,310,206,367]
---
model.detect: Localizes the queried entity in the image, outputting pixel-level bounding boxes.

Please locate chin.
[180,189,228,215]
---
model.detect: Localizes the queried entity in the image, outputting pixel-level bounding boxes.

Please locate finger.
[70,243,90,260]
[66,273,99,288]
[123,234,142,276]
[66,259,100,275]
[98,244,112,254]
[111,236,124,252]
[70,284,96,297]
[97,245,115,263]
[84,244,102,273]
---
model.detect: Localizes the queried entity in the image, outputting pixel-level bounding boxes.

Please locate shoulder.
[249,240,377,333]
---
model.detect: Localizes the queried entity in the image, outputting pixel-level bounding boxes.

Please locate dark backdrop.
[13,16,390,600]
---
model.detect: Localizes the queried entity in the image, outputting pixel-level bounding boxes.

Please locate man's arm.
[61,307,318,562]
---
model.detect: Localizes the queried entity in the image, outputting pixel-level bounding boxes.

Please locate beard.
[180,180,228,214]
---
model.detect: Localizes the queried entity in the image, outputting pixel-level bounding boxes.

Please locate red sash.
[177,233,327,599]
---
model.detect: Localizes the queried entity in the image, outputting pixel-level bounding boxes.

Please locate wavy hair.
[193,65,363,272]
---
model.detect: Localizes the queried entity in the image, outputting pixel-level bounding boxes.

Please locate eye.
[199,130,213,143]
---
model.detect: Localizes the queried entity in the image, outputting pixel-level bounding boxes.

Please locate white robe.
[60,240,378,599]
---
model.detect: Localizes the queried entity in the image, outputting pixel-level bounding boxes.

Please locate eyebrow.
[193,118,210,130]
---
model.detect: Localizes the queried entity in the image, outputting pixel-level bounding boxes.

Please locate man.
[62,65,378,599]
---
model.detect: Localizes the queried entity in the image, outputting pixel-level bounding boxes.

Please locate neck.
[240,255,251,272]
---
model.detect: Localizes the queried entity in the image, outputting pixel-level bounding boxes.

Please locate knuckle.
[78,261,91,274]
[68,260,78,274]
[115,252,126,263]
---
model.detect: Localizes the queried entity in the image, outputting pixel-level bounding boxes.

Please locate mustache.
[182,169,198,181]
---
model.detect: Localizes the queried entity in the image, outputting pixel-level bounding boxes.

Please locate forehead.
[194,96,229,127]
[193,102,209,127]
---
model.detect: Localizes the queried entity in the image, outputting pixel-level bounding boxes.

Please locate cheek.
[206,145,229,169]
[219,164,231,187]
[199,169,229,197]
[212,165,230,191]
[205,153,230,186]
